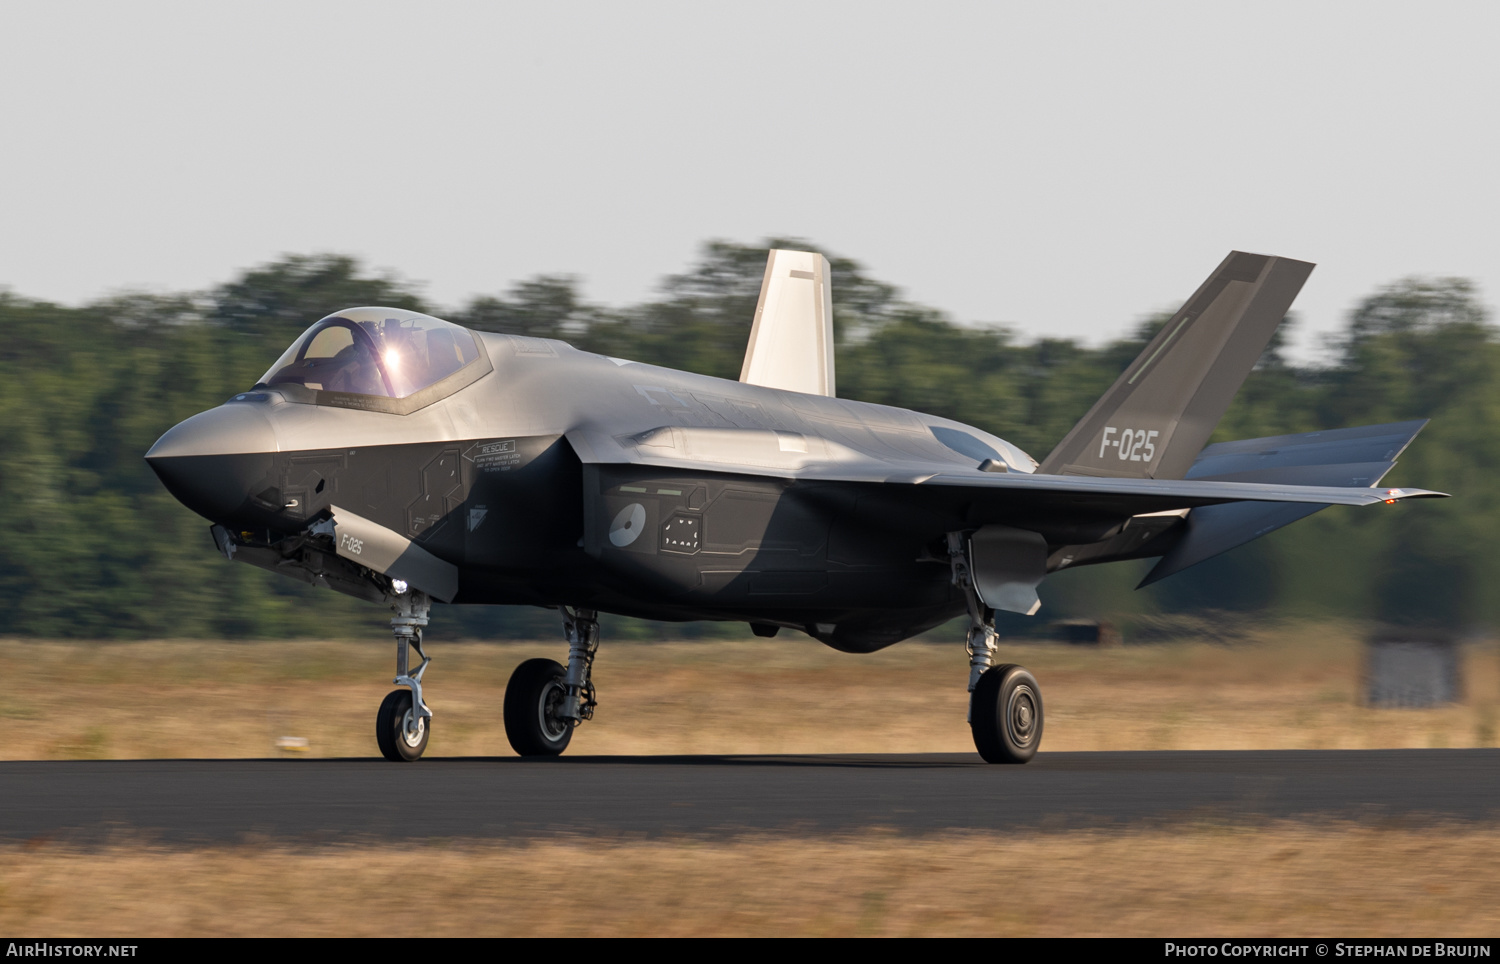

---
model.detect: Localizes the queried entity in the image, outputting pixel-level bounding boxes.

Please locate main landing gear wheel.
[504,658,573,757]
[970,664,1043,764]
[376,688,430,762]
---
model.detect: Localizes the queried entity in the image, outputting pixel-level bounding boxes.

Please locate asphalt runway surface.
[2,749,1497,843]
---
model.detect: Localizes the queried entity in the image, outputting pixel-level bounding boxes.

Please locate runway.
[2,749,1496,843]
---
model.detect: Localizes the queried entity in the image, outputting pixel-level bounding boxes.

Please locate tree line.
[0,241,1492,639]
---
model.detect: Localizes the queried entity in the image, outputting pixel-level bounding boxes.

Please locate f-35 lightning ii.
[146,249,1445,763]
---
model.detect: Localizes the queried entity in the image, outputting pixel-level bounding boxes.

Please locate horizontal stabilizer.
[740,249,835,397]
[1138,420,1430,586]
[1183,419,1429,480]
[1040,251,1315,480]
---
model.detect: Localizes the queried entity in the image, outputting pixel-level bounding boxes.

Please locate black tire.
[504,658,574,757]
[970,664,1043,764]
[376,689,429,762]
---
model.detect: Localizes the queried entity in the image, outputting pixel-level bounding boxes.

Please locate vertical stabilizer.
[1038,251,1314,480]
[740,249,835,397]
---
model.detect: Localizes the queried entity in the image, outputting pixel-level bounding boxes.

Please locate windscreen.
[259,308,481,399]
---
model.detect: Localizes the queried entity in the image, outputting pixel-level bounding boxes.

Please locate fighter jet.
[146,250,1445,763]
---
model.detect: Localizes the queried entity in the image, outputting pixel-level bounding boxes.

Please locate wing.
[569,422,1444,519]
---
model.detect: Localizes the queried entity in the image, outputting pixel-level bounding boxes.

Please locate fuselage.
[148,321,1040,651]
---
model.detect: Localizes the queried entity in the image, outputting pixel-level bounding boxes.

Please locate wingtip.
[1382,487,1450,501]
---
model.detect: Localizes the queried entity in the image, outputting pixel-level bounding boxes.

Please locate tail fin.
[1037,251,1314,479]
[740,249,835,397]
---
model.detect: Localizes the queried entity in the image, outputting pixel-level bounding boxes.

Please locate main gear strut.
[948,532,998,705]
[948,531,1044,763]
[559,606,599,723]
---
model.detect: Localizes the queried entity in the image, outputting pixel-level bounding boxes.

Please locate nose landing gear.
[376,590,433,762]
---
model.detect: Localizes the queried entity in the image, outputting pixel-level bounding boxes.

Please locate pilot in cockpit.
[325,339,387,396]
[259,308,482,401]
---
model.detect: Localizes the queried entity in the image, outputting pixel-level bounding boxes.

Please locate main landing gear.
[376,590,433,762]
[503,606,599,757]
[948,533,1043,764]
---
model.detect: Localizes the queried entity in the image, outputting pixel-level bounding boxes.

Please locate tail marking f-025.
[1100,427,1160,462]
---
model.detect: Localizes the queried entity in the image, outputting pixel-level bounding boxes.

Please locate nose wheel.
[376,689,430,761]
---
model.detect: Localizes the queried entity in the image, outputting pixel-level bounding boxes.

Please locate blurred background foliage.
[0,242,1492,640]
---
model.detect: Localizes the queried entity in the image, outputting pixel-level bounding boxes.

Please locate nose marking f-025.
[1099,426,1159,462]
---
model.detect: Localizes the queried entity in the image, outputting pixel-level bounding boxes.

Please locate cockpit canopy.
[257,308,486,407]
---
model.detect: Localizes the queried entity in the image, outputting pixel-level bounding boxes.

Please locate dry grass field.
[3,826,1499,937]
[4,623,1498,936]
[6,622,1496,760]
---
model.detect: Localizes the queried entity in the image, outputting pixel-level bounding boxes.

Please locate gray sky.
[2,2,1496,360]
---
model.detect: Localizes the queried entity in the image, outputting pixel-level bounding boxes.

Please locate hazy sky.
[2,2,1496,360]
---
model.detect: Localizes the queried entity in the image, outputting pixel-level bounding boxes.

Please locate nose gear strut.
[376,589,433,761]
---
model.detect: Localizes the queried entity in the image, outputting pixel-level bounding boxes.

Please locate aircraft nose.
[146,404,278,523]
